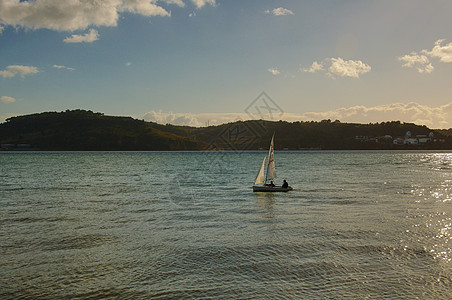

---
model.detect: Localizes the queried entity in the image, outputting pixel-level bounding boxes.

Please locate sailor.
[282,180,288,188]
[270,181,275,187]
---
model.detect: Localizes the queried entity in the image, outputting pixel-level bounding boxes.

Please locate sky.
[1,0,452,128]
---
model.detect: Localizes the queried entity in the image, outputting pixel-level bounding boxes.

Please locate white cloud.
[268,68,280,75]
[191,0,216,9]
[0,65,39,78]
[266,7,294,16]
[143,111,243,127]
[423,39,452,63]
[398,53,433,74]
[119,0,170,17]
[399,39,452,73]
[1,96,16,103]
[143,102,452,129]
[297,102,452,129]
[165,0,185,7]
[53,64,75,71]
[302,58,371,78]
[63,29,99,43]
[328,57,371,78]
[0,0,170,32]
[301,61,324,73]
[125,62,132,67]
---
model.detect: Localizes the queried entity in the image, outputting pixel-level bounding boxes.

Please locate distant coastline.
[1,110,451,151]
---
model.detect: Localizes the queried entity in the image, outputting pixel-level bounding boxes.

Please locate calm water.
[0,151,451,299]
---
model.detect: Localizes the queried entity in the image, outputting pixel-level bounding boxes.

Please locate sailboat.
[253,134,293,192]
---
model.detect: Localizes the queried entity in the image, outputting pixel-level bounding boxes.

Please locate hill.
[189,119,451,150]
[0,110,451,150]
[0,110,204,150]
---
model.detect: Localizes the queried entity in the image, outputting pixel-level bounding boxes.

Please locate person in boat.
[270,181,275,187]
[282,180,288,188]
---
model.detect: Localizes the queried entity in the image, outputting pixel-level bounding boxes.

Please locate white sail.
[254,156,266,185]
[265,134,277,182]
[253,134,292,192]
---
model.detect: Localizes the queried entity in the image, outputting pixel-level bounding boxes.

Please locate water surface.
[1,151,451,298]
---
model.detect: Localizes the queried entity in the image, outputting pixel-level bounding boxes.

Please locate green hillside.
[0,110,204,150]
[191,119,451,150]
[0,110,451,150]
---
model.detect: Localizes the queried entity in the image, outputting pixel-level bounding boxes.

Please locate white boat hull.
[253,185,293,192]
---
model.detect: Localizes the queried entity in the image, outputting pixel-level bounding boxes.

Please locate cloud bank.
[0,113,18,123]
[143,102,452,129]
[299,102,452,129]
[143,111,243,127]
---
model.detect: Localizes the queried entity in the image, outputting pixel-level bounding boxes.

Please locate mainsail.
[265,134,277,182]
[254,156,266,185]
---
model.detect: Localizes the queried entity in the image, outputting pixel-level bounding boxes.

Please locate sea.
[0,151,451,299]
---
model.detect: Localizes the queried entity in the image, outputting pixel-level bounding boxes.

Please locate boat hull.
[253,185,293,192]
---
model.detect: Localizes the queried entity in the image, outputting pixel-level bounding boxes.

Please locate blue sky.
[1,0,452,128]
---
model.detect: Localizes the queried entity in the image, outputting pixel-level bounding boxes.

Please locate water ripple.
[1,151,451,298]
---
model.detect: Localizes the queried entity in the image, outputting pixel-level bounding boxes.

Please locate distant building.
[416,135,430,144]
[393,138,405,145]
[357,131,441,147]
[392,131,436,145]
[404,138,418,145]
